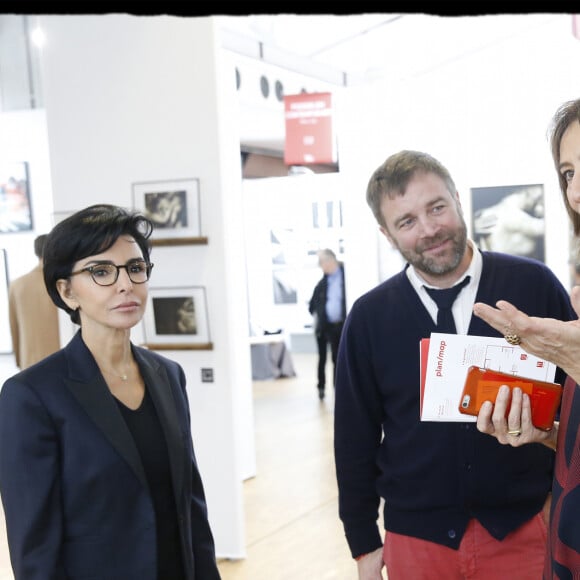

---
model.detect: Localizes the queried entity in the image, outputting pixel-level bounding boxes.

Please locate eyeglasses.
[70,260,154,286]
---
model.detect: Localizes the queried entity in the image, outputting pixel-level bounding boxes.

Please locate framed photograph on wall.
[0,161,33,233]
[132,178,203,246]
[142,286,212,350]
[471,183,545,263]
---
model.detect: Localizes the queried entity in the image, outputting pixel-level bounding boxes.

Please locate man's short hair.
[319,248,337,261]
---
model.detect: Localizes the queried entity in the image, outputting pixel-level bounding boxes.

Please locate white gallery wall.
[243,172,346,336]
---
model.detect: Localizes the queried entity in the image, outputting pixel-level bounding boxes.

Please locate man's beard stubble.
[395,220,468,278]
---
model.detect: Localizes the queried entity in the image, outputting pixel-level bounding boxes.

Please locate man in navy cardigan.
[334,150,576,580]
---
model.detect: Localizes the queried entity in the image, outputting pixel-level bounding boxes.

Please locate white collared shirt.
[406,240,482,335]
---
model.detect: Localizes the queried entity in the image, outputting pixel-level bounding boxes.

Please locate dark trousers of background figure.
[316,321,344,396]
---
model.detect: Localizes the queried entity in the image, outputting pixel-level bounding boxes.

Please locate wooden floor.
[0,352,367,580]
[216,353,362,580]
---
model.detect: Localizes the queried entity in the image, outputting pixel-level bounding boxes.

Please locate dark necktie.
[424,276,471,333]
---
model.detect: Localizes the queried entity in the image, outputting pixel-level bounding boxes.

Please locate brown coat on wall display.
[8,264,60,369]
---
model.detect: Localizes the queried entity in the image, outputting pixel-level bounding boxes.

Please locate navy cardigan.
[334,251,576,558]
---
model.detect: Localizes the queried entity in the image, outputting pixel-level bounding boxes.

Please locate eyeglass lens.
[90,261,152,285]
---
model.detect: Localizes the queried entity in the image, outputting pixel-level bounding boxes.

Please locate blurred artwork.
[472,184,545,262]
[0,162,32,233]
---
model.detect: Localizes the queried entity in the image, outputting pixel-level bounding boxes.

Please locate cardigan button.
[447,529,456,539]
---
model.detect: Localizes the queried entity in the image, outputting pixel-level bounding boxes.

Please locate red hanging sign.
[284,92,336,166]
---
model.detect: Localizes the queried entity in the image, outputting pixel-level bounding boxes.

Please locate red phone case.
[458,365,562,431]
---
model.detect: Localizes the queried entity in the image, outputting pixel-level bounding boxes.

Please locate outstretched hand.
[472,286,580,381]
[471,289,580,449]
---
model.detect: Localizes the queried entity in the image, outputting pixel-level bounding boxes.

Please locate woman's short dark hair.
[43,204,153,324]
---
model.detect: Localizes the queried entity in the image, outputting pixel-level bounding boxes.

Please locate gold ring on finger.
[504,333,522,346]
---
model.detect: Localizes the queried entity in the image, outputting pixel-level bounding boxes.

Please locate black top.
[117,387,185,580]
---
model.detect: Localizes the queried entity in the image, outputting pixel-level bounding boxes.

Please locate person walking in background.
[308,248,346,401]
[334,149,575,579]
[473,98,580,578]
[8,234,60,369]
[0,205,221,579]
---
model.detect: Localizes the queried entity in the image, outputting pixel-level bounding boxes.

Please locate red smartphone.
[458,365,562,431]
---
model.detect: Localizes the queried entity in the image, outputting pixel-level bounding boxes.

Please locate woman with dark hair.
[0,204,221,579]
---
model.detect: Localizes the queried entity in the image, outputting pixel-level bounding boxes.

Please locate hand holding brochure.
[420,333,557,422]
[458,366,561,430]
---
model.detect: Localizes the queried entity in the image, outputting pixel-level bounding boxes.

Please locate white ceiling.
[219,13,563,86]
[221,13,569,153]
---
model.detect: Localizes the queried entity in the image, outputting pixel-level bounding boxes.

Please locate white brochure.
[420,332,557,422]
